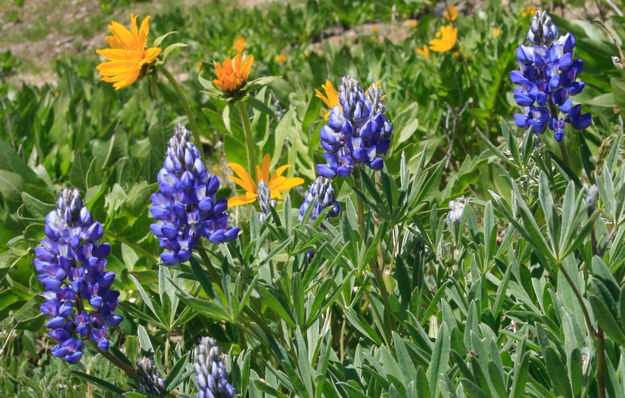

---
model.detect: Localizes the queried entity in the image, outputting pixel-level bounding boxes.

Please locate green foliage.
[2,0,625,397]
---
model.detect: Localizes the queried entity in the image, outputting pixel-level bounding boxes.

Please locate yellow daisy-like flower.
[232,36,246,53]
[429,25,458,52]
[276,53,287,64]
[444,5,458,21]
[491,27,502,37]
[416,45,430,59]
[213,53,254,93]
[521,6,537,17]
[314,80,340,120]
[228,154,304,207]
[371,25,380,33]
[96,15,161,90]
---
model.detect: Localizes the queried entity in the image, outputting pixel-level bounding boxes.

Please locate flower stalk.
[237,100,258,180]
[159,67,204,150]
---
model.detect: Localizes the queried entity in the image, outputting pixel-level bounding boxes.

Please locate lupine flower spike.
[299,176,341,221]
[316,76,393,178]
[136,357,167,396]
[194,337,236,398]
[96,15,161,90]
[228,153,304,207]
[150,125,239,265]
[35,188,122,364]
[510,10,591,142]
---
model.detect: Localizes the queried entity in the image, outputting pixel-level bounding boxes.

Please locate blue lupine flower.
[316,76,392,178]
[136,357,167,396]
[299,176,341,221]
[510,10,591,142]
[35,188,122,364]
[193,337,235,398]
[150,125,239,265]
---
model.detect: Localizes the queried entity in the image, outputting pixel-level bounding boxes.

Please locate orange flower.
[371,25,380,33]
[232,36,246,53]
[228,154,304,207]
[444,5,458,21]
[213,54,254,92]
[404,20,418,28]
[315,80,340,120]
[429,25,457,52]
[96,14,161,90]
[416,45,430,59]
[276,53,286,64]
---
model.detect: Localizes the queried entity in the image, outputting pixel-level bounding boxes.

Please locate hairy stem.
[160,67,204,152]
[99,348,137,378]
[237,100,258,180]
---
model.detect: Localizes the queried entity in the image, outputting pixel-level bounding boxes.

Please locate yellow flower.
[444,5,458,21]
[232,36,246,53]
[304,51,311,57]
[314,80,340,120]
[96,15,161,90]
[371,25,380,33]
[416,45,430,59]
[521,6,537,17]
[228,154,304,207]
[276,52,286,64]
[213,53,254,93]
[429,25,457,52]
[491,27,502,37]
[404,19,418,28]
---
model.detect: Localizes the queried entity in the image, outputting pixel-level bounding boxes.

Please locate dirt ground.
[0,0,618,86]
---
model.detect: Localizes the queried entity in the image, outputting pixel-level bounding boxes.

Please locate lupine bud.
[35,188,122,364]
[446,196,467,225]
[257,179,273,221]
[316,76,392,178]
[193,337,235,398]
[136,357,167,397]
[527,10,558,46]
[299,177,341,221]
[510,10,591,142]
[150,125,239,265]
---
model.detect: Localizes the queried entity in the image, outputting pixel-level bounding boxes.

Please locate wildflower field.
[3,0,625,396]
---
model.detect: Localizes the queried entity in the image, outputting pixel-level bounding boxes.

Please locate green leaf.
[71,371,125,395]
[427,323,450,398]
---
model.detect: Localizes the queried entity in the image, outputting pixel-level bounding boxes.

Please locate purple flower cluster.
[511,10,591,142]
[193,337,235,398]
[150,125,239,265]
[299,176,341,221]
[317,77,393,178]
[35,188,122,364]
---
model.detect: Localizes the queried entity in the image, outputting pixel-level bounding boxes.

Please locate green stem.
[237,100,257,180]
[99,348,137,378]
[558,263,597,338]
[353,166,365,237]
[597,327,606,398]
[196,245,222,286]
[160,67,204,151]
[558,139,570,164]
